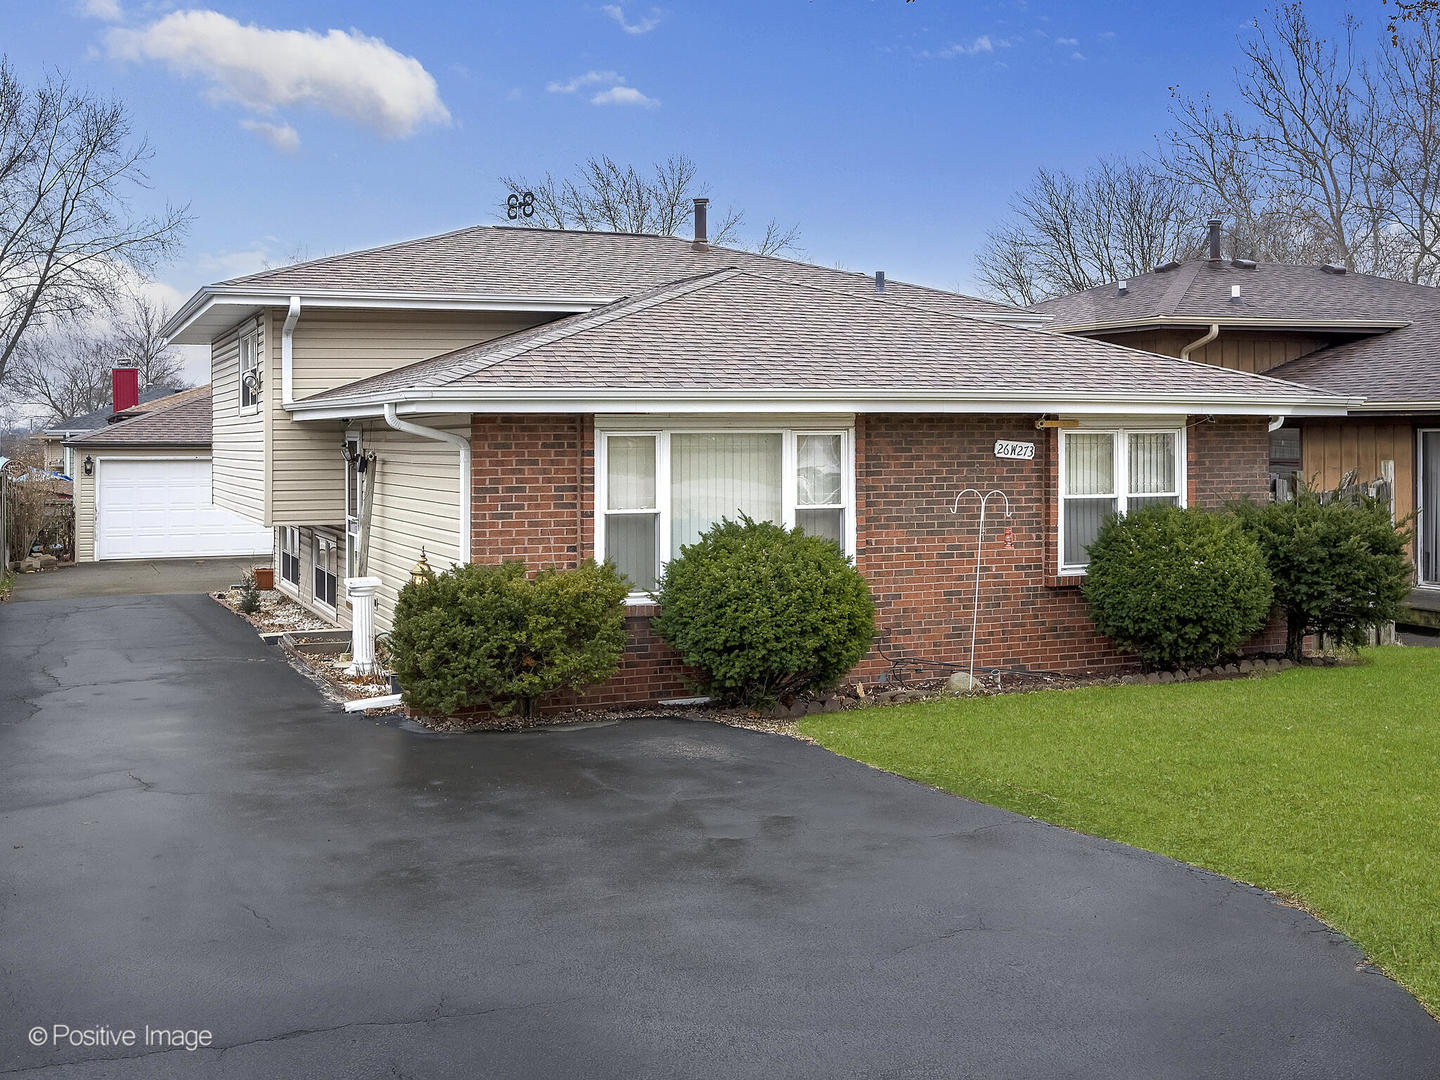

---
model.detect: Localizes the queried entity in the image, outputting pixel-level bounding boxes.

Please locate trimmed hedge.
[652,516,875,705]
[389,559,628,716]
[1082,504,1273,670]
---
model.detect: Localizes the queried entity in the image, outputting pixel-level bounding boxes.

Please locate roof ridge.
[220,226,493,286]
[1158,261,1204,317]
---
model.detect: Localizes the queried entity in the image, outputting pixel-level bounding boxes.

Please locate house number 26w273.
[993,440,1036,460]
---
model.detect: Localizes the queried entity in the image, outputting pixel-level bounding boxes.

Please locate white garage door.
[96,458,273,561]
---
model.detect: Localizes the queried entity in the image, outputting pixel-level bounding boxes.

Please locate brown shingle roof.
[66,385,212,447]
[297,270,1347,410]
[1266,311,1440,403]
[1027,261,1440,328]
[218,225,1024,319]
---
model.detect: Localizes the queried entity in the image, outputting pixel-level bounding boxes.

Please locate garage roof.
[66,385,213,448]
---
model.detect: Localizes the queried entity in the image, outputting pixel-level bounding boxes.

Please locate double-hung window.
[1060,427,1184,573]
[280,527,300,589]
[238,327,259,412]
[599,426,853,598]
[313,534,338,612]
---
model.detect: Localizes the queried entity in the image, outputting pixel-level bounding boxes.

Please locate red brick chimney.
[112,367,139,414]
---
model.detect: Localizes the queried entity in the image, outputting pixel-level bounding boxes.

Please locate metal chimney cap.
[691,197,709,248]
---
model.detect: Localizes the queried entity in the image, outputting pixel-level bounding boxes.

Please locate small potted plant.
[253,565,275,590]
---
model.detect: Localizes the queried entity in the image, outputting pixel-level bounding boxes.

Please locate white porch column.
[344,576,383,676]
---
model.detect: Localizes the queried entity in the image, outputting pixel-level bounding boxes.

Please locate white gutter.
[1180,323,1220,362]
[281,295,301,407]
[383,403,471,564]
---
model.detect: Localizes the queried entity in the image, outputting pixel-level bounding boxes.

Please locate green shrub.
[1082,504,1273,670]
[1234,482,1413,660]
[237,584,261,615]
[389,559,628,717]
[652,516,875,705]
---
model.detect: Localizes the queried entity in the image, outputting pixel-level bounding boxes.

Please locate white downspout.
[281,295,301,407]
[1179,322,1220,362]
[1268,416,1285,432]
[383,402,471,565]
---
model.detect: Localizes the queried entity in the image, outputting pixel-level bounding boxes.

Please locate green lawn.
[800,646,1440,1014]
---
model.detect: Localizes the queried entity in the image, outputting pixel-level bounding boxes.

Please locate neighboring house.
[1028,220,1440,592]
[41,382,184,478]
[65,385,272,561]
[164,213,1350,705]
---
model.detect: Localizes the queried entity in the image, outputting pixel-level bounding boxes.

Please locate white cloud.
[920,36,1001,59]
[1055,36,1079,46]
[239,118,301,152]
[547,71,658,108]
[601,4,662,34]
[105,10,450,139]
[1071,50,1086,61]
[546,70,622,94]
[77,0,123,20]
[590,85,659,108]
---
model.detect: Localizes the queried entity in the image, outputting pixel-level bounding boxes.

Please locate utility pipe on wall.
[1179,323,1220,362]
[281,295,301,406]
[383,403,471,565]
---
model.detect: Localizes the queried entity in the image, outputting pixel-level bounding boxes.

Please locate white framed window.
[596,425,855,599]
[238,326,259,413]
[344,432,363,579]
[313,534,338,613]
[279,526,300,589]
[1059,426,1185,574]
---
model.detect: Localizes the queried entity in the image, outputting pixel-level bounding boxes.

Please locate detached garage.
[68,385,271,562]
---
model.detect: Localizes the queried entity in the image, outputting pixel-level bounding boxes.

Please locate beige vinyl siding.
[212,316,268,523]
[357,416,465,634]
[270,309,542,527]
[73,448,210,562]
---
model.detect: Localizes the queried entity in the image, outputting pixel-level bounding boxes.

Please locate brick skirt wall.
[468,413,1280,710]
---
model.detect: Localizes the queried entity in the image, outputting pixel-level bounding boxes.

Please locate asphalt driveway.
[9,558,260,602]
[1,595,1437,1079]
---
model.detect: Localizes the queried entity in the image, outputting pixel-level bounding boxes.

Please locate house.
[1028,219,1440,596]
[163,212,1351,705]
[41,377,185,478]
[65,384,272,561]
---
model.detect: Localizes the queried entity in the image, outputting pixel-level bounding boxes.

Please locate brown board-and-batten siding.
[1298,419,1417,559]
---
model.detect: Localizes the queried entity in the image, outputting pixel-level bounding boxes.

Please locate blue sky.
[10,0,1370,327]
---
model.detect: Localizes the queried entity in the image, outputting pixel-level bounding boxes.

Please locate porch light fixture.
[410,548,435,587]
[82,456,94,476]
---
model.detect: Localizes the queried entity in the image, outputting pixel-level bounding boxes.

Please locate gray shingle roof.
[66,385,213,447]
[297,270,1346,410]
[1266,311,1440,403]
[219,225,1024,319]
[1027,261,1440,328]
[43,386,184,435]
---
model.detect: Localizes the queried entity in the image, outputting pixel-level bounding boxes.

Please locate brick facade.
[469,412,1280,709]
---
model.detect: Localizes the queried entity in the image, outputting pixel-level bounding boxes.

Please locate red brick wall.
[468,413,1279,710]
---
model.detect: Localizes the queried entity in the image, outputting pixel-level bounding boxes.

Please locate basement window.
[313,534,338,613]
[1060,427,1186,574]
[597,427,853,599]
[280,526,300,588]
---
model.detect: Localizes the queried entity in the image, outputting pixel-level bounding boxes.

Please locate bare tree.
[111,292,183,389]
[975,157,1209,304]
[2,293,184,423]
[498,153,801,256]
[0,59,189,386]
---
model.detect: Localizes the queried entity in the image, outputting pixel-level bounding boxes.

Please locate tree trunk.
[1285,615,1307,661]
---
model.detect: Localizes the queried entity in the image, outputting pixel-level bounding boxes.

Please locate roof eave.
[161,286,619,345]
[1046,316,1410,334]
[286,387,1356,422]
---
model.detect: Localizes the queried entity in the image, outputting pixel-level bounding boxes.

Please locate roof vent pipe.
[1117,279,1128,294]
[1231,284,1242,302]
[692,197,708,249]
[875,270,885,294]
[1208,219,1223,263]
